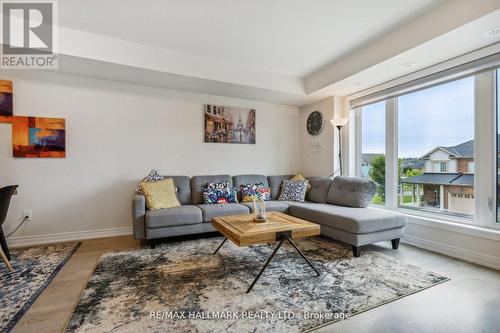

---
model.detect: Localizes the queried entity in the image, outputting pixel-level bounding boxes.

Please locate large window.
[356,65,499,227]
[361,101,385,204]
[398,77,475,218]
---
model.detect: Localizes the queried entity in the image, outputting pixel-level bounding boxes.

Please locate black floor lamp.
[329,117,349,178]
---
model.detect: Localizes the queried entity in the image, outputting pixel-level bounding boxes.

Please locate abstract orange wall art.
[0,80,13,123]
[12,116,66,158]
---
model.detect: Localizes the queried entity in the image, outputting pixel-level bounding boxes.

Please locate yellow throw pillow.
[291,173,306,181]
[140,178,181,210]
[291,173,311,190]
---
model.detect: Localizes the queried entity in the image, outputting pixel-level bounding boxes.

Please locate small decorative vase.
[253,197,267,223]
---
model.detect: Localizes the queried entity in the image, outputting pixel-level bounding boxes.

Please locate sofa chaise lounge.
[133,174,407,256]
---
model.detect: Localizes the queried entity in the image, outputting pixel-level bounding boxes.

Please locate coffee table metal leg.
[213,238,227,254]
[246,239,285,293]
[287,238,320,276]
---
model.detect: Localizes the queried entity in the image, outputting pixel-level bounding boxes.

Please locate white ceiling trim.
[51,54,312,106]
[57,27,305,96]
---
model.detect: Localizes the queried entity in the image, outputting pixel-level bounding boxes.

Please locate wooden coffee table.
[211,211,321,293]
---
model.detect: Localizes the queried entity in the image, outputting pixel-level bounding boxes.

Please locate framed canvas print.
[12,116,66,158]
[0,80,13,123]
[204,104,255,144]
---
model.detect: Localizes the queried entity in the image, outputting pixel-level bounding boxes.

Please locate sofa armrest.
[132,194,147,240]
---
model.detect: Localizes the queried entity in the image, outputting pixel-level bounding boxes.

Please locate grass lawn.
[402,195,413,204]
[372,195,414,205]
[372,195,385,205]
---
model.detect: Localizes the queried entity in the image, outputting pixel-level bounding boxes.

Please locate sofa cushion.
[278,179,308,202]
[268,175,293,200]
[163,175,192,205]
[290,204,407,234]
[327,176,377,208]
[191,175,232,205]
[240,200,290,213]
[197,203,250,222]
[146,205,202,229]
[232,174,269,189]
[306,177,332,203]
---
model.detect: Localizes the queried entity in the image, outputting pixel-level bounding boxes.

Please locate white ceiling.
[47,0,500,106]
[59,0,440,77]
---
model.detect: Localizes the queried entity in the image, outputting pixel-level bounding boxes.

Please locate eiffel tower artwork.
[204,104,256,144]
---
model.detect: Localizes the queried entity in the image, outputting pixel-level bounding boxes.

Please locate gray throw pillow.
[327,176,377,208]
[278,180,308,202]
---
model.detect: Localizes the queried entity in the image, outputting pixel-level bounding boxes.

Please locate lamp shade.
[330,117,349,128]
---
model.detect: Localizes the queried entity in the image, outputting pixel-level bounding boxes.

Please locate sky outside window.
[361,101,385,155]
[398,77,474,158]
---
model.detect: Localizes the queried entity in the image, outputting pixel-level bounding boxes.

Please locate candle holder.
[252,197,267,223]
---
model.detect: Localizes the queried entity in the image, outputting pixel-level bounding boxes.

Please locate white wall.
[299,96,346,177]
[0,71,301,243]
[403,216,500,270]
[300,97,334,177]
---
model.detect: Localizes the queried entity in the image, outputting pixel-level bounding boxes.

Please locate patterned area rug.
[0,242,80,333]
[66,237,448,333]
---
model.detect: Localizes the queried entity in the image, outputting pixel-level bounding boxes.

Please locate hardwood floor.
[12,236,140,333]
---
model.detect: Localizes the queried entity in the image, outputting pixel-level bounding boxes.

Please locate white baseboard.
[402,234,500,271]
[7,227,133,248]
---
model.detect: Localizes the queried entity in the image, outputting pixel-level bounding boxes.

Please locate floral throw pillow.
[203,187,238,204]
[203,182,230,190]
[240,183,271,202]
[135,169,166,194]
[278,180,309,202]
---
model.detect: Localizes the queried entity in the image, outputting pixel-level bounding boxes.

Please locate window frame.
[468,161,475,173]
[432,161,448,173]
[354,69,499,229]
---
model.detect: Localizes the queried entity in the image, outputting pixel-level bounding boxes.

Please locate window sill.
[369,205,500,241]
[396,206,474,224]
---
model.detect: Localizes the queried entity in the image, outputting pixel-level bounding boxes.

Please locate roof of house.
[402,159,425,169]
[444,140,474,158]
[361,153,384,164]
[451,174,474,186]
[422,139,474,159]
[422,134,500,159]
[402,173,474,186]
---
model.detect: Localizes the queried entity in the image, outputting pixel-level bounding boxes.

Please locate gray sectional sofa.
[133,174,407,256]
